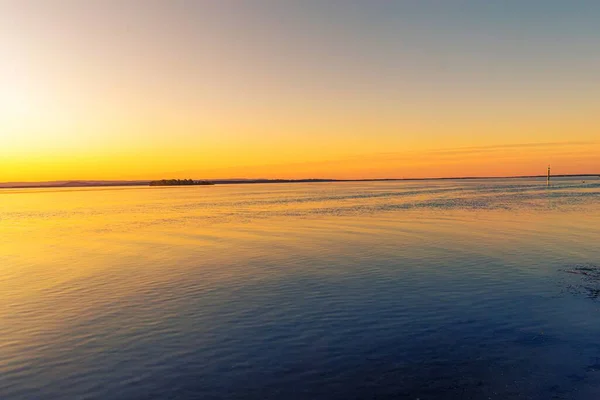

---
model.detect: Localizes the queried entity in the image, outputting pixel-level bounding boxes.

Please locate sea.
[1,177,600,399]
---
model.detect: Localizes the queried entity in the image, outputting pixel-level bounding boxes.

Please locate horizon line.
[1,173,599,189]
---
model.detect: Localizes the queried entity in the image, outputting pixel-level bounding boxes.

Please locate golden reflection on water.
[0,181,597,300]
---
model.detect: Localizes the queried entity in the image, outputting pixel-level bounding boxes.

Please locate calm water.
[2,178,600,399]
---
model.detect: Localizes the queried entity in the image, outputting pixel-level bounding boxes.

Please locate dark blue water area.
[7,250,600,400]
[159,268,599,400]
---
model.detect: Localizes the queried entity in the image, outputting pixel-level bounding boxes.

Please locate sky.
[1,0,599,181]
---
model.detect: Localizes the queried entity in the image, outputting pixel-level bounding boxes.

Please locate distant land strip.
[149,179,214,186]
[1,174,599,189]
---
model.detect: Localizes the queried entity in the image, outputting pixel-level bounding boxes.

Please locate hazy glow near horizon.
[1,1,599,181]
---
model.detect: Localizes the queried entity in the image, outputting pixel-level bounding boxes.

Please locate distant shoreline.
[1,174,598,189]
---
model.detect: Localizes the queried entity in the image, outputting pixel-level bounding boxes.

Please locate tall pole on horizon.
[547,165,551,186]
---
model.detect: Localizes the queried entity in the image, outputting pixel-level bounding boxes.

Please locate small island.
[149,179,214,186]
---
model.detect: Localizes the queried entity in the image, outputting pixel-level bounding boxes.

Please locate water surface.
[2,177,600,399]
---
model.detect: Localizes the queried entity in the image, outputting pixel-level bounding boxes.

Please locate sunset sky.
[1,1,599,181]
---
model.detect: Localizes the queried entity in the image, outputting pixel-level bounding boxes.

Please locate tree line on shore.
[149,179,213,186]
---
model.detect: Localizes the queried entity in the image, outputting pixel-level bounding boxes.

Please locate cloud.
[362,141,597,160]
